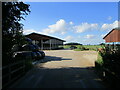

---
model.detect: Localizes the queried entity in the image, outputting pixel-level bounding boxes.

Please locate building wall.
[26,33,65,50]
[36,39,64,50]
[105,30,120,43]
[118,30,120,42]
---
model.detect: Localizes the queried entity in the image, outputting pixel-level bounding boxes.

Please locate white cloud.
[64,36,74,42]
[101,34,105,38]
[101,20,118,31]
[23,29,37,35]
[73,22,98,33]
[101,33,108,38]
[107,16,112,20]
[85,34,95,39]
[64,35,82,43]
[23,20,119,45]
[64,35,104,45]
[69,21,74,25]
[23,29,50,36]
[42,19,68,35]
[61,32,66,35]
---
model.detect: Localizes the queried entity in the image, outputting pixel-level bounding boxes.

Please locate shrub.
[96,52,104,66]
[95,44,120,88]
[76,45,85,50]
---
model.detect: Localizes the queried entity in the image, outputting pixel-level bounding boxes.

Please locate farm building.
[103,28,120,44]
[25,33,65,50]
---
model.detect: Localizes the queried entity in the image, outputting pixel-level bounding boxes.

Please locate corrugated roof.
[25,32,66,42]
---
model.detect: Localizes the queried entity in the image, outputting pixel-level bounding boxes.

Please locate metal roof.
[25,33,66,42]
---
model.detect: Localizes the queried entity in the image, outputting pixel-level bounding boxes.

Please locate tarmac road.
[10,50,105,88]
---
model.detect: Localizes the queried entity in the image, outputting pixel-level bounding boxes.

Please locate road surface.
[10,50,105,88]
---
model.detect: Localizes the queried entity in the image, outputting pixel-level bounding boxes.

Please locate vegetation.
[95,52,104,66]
[84,45,103,51]
[63,44,103,51]
[2,3,32,88]
[64,42,82,45]
[2,2,30,65]
[74,49,83,51]
[95,44,120,88]
[95,52,104,78]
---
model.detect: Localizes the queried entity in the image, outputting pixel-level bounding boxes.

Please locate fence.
[2,57,32,89]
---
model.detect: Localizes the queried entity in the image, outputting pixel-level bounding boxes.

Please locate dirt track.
[10,50,105,88]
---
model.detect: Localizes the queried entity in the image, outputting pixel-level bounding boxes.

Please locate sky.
[22,2,119,45]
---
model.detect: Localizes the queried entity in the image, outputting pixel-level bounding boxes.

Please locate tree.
[2,2,30,65]
[64,42,82,45]
[99,43,105,46]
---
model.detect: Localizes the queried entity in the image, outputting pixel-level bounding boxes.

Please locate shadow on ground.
[38,56,72,63]
[9,67,105,88]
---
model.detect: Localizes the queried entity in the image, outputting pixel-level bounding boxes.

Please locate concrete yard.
[10,50,105,88]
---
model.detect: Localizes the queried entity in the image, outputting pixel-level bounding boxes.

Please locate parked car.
[22,44,36,51]
[70,46,77,50]
[39,51,45,59]
[36,51,42,60]
[12,37,45,61]
[31,52,38,61]
[12,51,32,60]
[33,44,40,51]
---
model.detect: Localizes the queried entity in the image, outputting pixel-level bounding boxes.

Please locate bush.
[63,45,71,49]
[95,44,120,88]
[96,52,104,66]
[76,45,86,50]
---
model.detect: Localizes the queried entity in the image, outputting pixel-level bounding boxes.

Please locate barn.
[103,28,120,50]
[103,28,120,44]
[25,33,65,50]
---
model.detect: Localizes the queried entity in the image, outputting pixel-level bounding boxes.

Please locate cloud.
[101,20,118,31]
[23,20,119,45]
[64,36,74,42]
[42,19,68,35]
[64,35,104,45]
[61,32,66,35]
[64,35,82,43]
[23,29,50,36]
[85,34,95,39]
[69,21,74,25]
[73,22,98,33]
[101,34,105,38]
[23,29,37,35]
[101,33,108,38]
[42,20,99,35]
[107,16,112,20]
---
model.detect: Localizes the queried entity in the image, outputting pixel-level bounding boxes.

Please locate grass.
[83,45,103,51]
[74,49,83,51]
[63,45,71,49]
[63,45,104,51]
[96,52,104,66]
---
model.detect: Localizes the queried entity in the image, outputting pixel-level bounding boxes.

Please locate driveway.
[37,50,98,68]
[10,50,105,88]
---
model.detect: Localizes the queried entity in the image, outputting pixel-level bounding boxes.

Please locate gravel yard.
[36,50,98,68]
[10,50,105,88]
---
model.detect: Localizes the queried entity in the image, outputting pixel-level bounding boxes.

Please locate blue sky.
[22,2,118,45]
